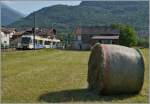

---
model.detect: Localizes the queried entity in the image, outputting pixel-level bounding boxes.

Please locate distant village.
[1,27,61,49]
[1,26,148,50]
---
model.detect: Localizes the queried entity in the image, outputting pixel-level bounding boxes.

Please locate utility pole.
[33,12,35,50]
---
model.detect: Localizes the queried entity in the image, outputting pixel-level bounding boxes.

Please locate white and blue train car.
[51,39,60,48]
[18,35,45,49]
[17,35,60,49]
[43,38,52,48]
[43,38,60,49]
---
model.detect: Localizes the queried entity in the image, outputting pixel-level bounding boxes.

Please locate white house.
[1,28,16,48]
[1,31,10,48]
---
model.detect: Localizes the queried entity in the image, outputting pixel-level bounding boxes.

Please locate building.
[37,28,57,39]
[10,31,23,48]
[21,28,57,39]
[1,31,10,48]
[137,30,149,38]
[1,28,16,48]
[74,26,120,50]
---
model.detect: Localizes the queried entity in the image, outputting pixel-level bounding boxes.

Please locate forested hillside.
[9,1,149,33]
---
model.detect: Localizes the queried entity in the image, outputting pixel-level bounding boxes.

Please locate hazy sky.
[1,1,81,15]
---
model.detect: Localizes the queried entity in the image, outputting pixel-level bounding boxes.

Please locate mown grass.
[1,48,149,103]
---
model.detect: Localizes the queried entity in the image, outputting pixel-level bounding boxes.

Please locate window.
[21,37,31,44]
[45,41,51,45]
[39,40,43,44]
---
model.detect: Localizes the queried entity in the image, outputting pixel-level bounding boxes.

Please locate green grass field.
[1,48,149,103]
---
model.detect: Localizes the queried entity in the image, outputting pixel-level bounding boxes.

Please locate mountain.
[9,1,149,33]
[1,3,24,26]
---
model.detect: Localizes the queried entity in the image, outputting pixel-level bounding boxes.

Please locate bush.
[111,24,138,47]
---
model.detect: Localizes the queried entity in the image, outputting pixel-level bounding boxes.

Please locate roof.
[75,26,119,35]
[1,27,16,34]
[21,28,56,36]
[92,36,119,40]
[14,32,24,36]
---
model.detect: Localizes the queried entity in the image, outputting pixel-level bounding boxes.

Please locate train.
[17,35,60,49]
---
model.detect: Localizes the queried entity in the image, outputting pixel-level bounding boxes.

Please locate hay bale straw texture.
[88,43,144,95]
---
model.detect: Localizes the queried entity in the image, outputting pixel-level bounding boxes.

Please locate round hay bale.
[88,43,144,95]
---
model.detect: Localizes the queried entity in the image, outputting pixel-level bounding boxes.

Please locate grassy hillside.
[1,48,149,103]
[9,1,149,33]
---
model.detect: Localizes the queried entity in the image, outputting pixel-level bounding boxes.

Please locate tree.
[111,24,138,47]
